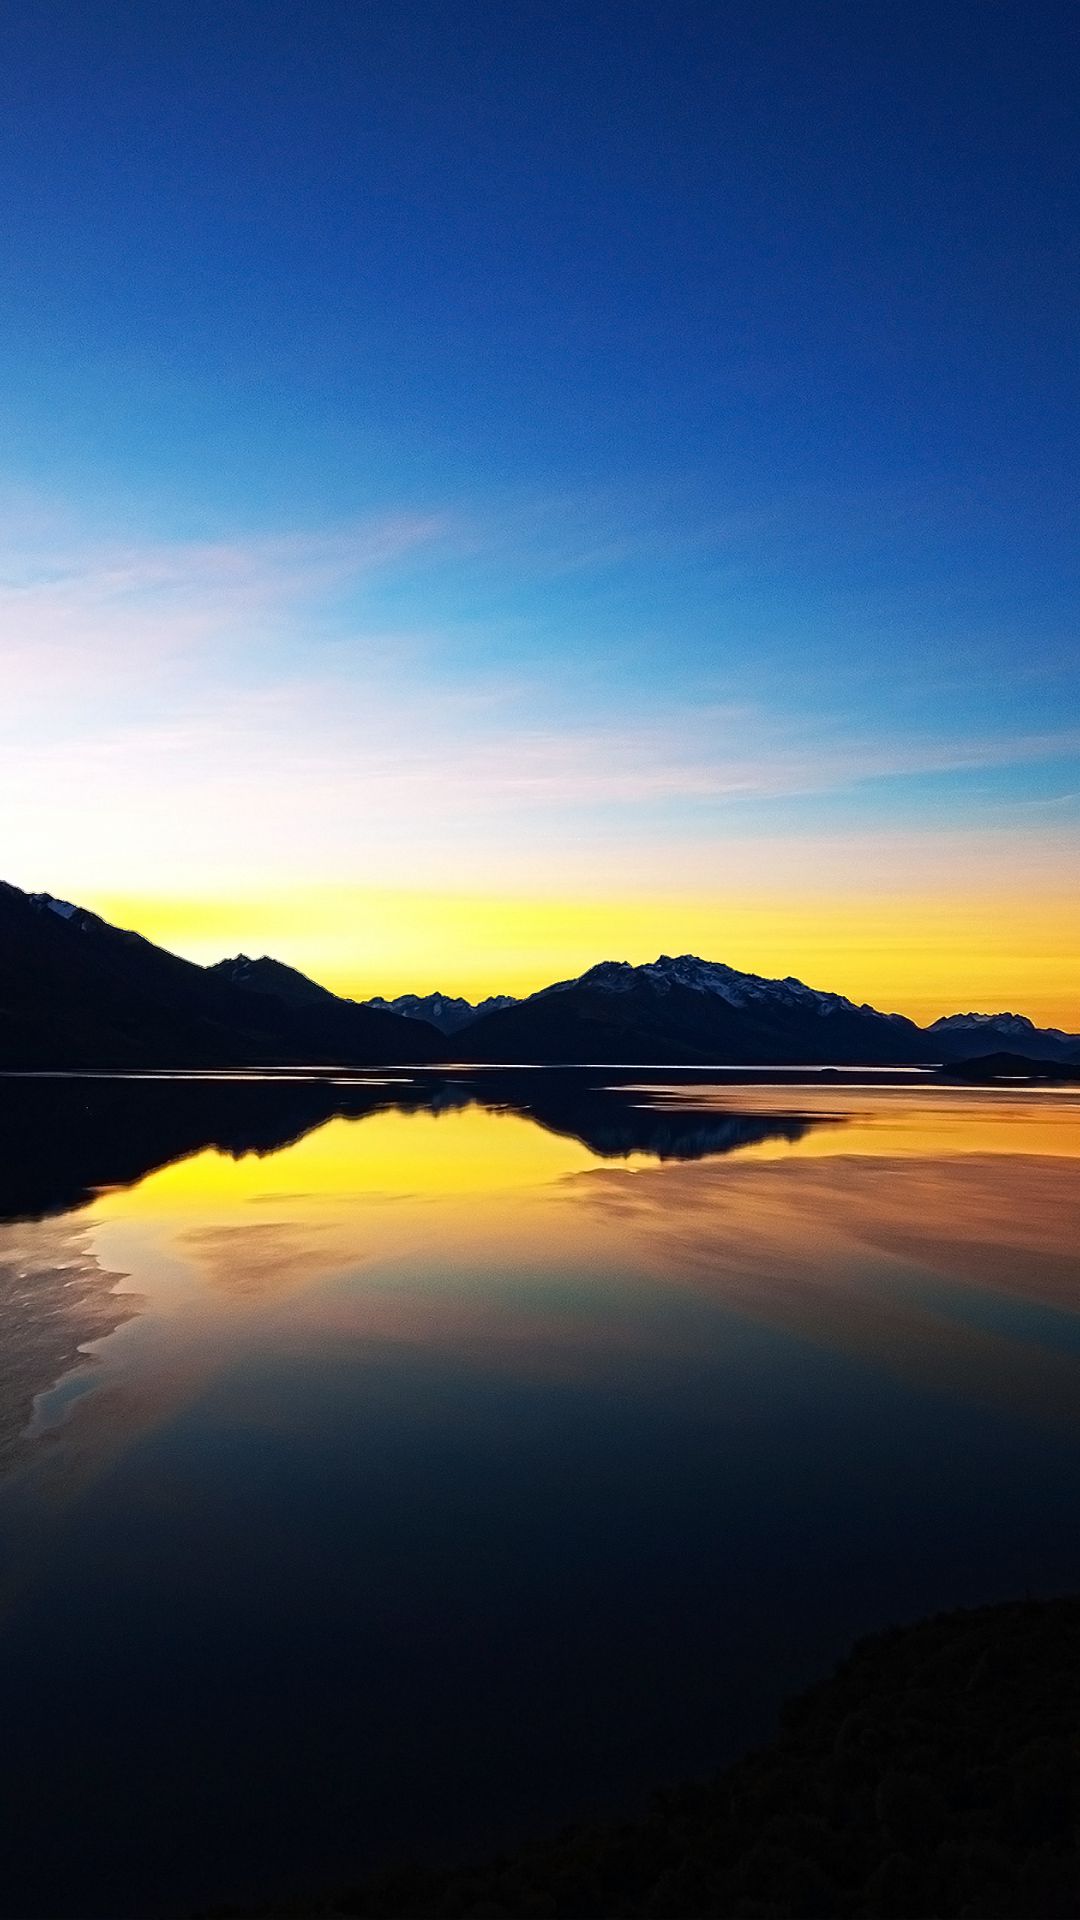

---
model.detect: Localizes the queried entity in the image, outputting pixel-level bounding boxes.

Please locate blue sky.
[0,0,1077,1013]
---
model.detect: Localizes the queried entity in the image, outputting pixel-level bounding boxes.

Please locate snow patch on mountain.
[29,892,80,922]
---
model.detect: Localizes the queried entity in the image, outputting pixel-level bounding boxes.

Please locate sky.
[1,0,1077,1022]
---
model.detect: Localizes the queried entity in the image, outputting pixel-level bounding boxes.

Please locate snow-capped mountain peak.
[542,954,883,1020]
[929,1011,1036,1034]
[925,1009,1079,1060]
[364,991,518,1035]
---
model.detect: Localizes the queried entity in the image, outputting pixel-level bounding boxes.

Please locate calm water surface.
[0,1068,1078,1916]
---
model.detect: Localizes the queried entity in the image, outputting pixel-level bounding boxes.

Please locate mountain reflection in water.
[0,1069,1078,1920]
[0,1072,836,1476]
[0,1067,837,1223]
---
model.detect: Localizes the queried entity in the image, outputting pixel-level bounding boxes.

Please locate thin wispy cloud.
[1,497,1077,911]
[0,511,449,715]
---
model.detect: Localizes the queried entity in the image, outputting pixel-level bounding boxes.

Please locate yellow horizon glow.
[90,884,1080,1030]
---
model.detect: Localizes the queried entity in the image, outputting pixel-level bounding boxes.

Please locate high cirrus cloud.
[0,509,449,719]
[1,501,1078,901]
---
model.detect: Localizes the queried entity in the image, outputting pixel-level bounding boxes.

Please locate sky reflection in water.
[0,1072,1079,1918]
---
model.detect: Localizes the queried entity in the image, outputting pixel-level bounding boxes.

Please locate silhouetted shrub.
[217,1596,1079,1920]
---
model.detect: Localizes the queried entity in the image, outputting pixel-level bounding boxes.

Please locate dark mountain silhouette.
[206,952,454,1059]
[210,953,347,1008]
[0,883,444,1069]
[944,1051,1080,1084]
[459,955,931,1066]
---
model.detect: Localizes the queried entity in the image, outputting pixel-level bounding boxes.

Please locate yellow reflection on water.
[90,1087,1080,1312]
[563,1143,1080,1428]
[114,1105,614,1218]
[10,1083,1080,1501]
[89,1104,645,1313]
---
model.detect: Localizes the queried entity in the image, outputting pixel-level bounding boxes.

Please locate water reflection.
[0,1071,837,1461]
[0,1071,1077,1919]
[569,1151,1080,1425]
[0,1068,838,1223]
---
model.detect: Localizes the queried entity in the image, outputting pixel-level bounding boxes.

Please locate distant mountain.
[205,953,449,1060]
[364,991,519,1035]
[943,1051,1080,1083]
[0,883,444,1068]
[460,954,931,1065]
[927,1011,1080,1062]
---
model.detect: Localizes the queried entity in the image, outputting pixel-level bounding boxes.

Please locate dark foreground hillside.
[224,1596,1078,1920]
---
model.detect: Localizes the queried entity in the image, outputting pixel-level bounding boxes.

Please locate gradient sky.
[1,0,1077,1021]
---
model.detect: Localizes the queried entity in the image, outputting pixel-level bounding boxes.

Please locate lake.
[1,1067,1078,1917]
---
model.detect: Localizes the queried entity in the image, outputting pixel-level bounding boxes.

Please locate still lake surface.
[0,1066,1078,1916]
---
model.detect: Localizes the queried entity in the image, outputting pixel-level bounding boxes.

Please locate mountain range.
[365,990,518,1034]
[1,879,1076,1068]
[363,957,1080,1066]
